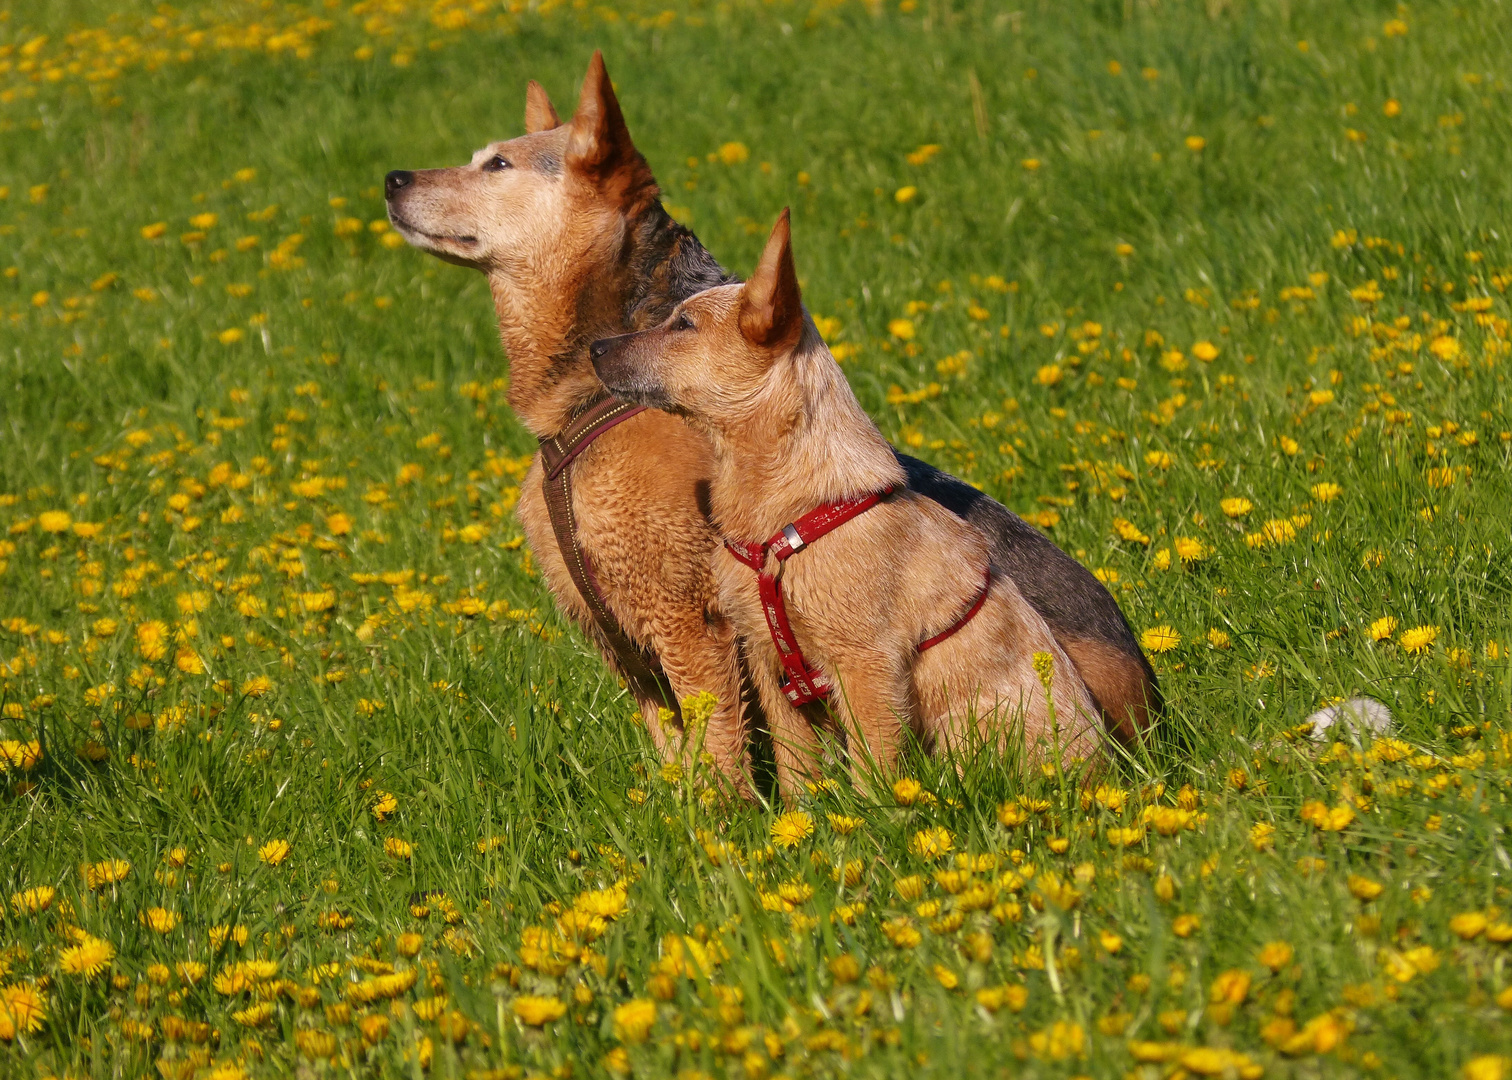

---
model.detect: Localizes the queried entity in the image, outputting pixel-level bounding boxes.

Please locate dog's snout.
[385,170,414,198]
[589,338,613,360]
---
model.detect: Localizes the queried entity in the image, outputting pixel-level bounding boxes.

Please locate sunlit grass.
[1,0,1511,1077]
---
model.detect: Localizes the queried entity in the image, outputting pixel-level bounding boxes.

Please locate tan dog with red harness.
[591,210,1101,791]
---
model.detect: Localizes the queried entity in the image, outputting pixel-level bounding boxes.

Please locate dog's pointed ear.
[524,80,561,133]
[740,208,803,350]
[565,51,656,206]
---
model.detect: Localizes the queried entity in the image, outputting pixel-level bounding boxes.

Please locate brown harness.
[538,393,668,694]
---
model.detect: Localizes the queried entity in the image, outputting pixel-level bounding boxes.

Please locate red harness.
[725,487,993,707]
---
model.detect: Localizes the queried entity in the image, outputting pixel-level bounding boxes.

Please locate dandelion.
[1399,625,1438,654]
[58,935,114,977]
[0,983,46,1040]
[892,777,924,805]
[1192,341,1219,361]
[258,839,291,866]
[1174,536,1209,563]
[0,741,41,771]
[1113,518,1150,545]
[888,318,915,340]
[1185,135,1206,152]
[1207,628,1232,649]
[770,811,814,849]
[37,510,72,533]
[894,185,917,203]
[1035,364,1063,386]
[716,141,749,165]
[1220,497,1253,518]
[384,837,413,860]
[241,675,273,697]
[909,826,954,859]
[1369,616,1399,641]
[371,791,398,820]
[612,998,656,1043]
[1257,941,1294,972]
[512,995,566,1026]
[10,886,54,915]
[83,859,130,889]
[1140,626,1180,653]
[1347,875,1384,901]
[140,907,179,933]
[1311,482,1342,502]
[1449,912,1487,939]
[827,812,862,835]
[135,620,169,661]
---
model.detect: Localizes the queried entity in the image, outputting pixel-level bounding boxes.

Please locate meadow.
[2,0,1511,1076]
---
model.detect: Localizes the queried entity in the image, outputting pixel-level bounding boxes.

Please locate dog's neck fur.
[708,324,908,543]
[491,201,728,439]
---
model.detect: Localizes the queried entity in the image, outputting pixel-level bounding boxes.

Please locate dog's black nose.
[589,339,613,360]
[385,170,414,198]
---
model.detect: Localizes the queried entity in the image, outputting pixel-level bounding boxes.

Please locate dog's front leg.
[646,605,755,799]
[828,654,913,793]
[746,660,825,805]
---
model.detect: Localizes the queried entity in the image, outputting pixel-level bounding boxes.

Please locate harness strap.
[538,393,666,695]
[916,569,993,653]
[727,485,991,707]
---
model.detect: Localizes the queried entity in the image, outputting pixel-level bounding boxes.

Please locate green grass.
[2,0,1512,1076]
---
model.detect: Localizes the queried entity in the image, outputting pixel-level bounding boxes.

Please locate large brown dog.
[385,53,1158,794]
[591,210,1102,792]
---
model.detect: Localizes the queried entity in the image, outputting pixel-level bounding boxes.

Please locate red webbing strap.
[725,486,895,707]
[757,571,831,705]
[916,569,992,652]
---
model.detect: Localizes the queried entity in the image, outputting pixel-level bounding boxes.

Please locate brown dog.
[591,211,1102,790]
[385,54,1157,796]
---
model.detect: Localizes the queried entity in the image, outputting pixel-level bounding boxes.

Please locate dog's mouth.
[386,207,476,246]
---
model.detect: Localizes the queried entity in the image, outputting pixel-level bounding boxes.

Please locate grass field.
[3,0,1512,1076]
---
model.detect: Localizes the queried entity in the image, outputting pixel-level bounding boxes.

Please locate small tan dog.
[591,210,1101,791]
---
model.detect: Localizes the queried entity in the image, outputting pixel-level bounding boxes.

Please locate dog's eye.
[672,313,695,331]
[483,155,511,172]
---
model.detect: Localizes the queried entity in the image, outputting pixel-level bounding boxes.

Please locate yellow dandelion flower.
[1369,616,1399,641]
[1220,496,1253,518]
[0,982,46,1040]
[716,141,749,165]
[770,811,813,849]
[894,185,917,203]
[371,791,398,820]
[241,675,273,697]
[1257,941,1294,972]
[1173,536,1209,563]
[135,620,169,661]
[1140,626,1181,653]
[257,839,291,866]
[37,510,73,533]
[512,995,566,1026]
[1192,341,1219,361]
[10,886,54,915]
[140,907,179,933]
[1185,135,1206,152]
[908,826,954,859]
[384,837,413,860]
[1347,875,1384,901]
[612,998,656,1043]
[888,318,915,340]
[58,935,115,977]
[892,777,924,805]
[1399,625,1438,654]
[1311,481,1343,502]
[83,859,130,889]
[0,740,41,771]
[826,812,863,835]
